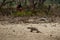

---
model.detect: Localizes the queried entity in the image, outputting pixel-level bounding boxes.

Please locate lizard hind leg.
[30,29,33,32]
[36,31,40,33]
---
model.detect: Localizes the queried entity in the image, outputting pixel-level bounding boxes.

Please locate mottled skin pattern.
[27,27,40,33]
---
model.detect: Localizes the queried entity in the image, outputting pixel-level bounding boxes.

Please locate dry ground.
[0,23,60,40]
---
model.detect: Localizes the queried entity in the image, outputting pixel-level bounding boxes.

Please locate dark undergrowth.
[0,6,60,17]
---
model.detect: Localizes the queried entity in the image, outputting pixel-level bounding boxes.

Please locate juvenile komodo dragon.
[27,27,42,33]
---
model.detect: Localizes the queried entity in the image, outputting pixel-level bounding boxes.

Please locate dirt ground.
[0,23,60,40]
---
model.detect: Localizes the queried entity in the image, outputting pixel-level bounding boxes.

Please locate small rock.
[13,30,15,32]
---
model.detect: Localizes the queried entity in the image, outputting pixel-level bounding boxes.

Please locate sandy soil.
[0,23,60,40]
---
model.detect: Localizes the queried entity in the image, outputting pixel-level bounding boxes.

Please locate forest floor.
[0,16,60,40]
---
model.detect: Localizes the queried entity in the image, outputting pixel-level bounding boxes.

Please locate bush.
[12,10,32,16]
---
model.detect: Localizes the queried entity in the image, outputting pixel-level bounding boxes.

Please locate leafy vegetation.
[0,0,60,17]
